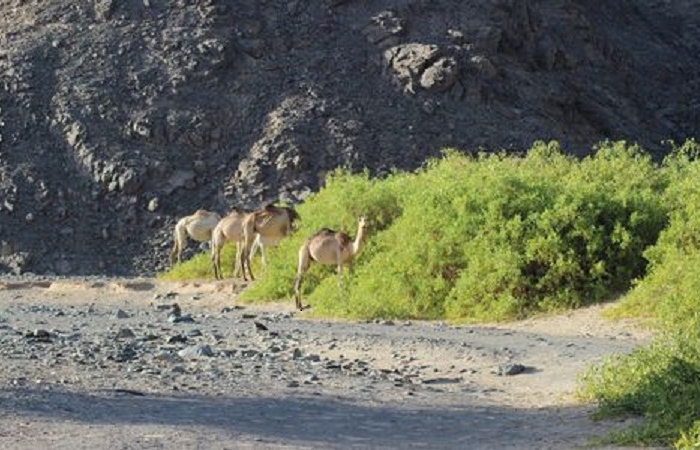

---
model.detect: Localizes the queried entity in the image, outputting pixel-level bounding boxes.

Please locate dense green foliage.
[578,140,700,448]
[162,140,667,320]
[240,141,668,321]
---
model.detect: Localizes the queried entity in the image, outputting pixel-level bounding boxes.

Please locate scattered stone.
[305,354,321,363]
[167,334,188,344]
[25,329,52,342]
[111,344,138,362]
[240,349,260,358]
[169,314,195,324]
[495,363,526,376]
[115,328,136,340]
[421,377,462,385]
[147,197,159,212]
[178,344,214,359]
[115,309,129,319]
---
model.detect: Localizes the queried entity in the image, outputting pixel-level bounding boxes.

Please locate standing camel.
[293,216,368,311]
[211,204,299,281]
[170,209,221,265]
[210,209,248,280]
[240,204,300,281]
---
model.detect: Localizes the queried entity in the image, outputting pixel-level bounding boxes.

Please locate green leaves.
[237,140,670,322]
[579,147,700,447]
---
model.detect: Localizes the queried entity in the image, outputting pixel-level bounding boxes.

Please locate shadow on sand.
[0,386,633,449]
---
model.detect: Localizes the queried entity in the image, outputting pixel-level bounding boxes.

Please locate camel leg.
[259,242,268,269]
[294,246,311,310]
[211,242,221,280]
[336,249,344,289]
[169,245,179,265]
[293,273,304,311]
[233,244,242,279]
[170,224,186,265]
[241,239,255,282]
[249,235,267,274]
[239,243,248,281]
[212,250,220,280]
[240,218,256,282]
[250,235,261,260]
[210,230,224,280]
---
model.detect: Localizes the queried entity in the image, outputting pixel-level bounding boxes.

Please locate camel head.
[358,216,368,230]
[356,216,369,242]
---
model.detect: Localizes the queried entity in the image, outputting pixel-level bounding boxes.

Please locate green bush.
[239,141,668,321]
[161,141,669,321]
[579,139,700,447]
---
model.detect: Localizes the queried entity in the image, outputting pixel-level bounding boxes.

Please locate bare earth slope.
[1,0,699,276]
[0,278,656,449]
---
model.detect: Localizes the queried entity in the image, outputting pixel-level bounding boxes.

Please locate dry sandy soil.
[0,277,658,449]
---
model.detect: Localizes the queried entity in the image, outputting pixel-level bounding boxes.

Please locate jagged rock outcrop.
[0,0,699,275]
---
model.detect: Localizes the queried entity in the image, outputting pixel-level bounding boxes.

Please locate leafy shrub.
[161,140,669,322]
[239,141,668,321]
[579,140,700,447]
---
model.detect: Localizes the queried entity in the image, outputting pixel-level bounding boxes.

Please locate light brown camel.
[211,204,298,280]
[293,216,368,311]
[169,209,222,265]
[240,203,300,281]
[210,209,248,280]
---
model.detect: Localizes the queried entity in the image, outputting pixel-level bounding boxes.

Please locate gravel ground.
[0,277,658,449]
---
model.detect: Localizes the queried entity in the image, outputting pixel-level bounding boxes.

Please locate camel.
[211,204,299,281]
[210,209,248,280]
[293,216,368,311]
[240,203,300,281]
[169,209,222,265]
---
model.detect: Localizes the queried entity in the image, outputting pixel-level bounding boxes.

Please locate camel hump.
[335,232,352,248]
[311,227,336,238]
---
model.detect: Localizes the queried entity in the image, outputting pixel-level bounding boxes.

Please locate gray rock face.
[0,1,699,276]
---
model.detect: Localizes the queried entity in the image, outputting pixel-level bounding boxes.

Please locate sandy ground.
[0,277,660,449]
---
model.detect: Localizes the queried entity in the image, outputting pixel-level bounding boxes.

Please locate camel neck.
[351,222,366,255]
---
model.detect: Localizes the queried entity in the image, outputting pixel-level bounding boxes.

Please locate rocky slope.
[0,0,699,276]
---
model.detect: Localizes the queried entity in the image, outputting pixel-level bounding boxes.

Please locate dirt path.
[0,277,655,449]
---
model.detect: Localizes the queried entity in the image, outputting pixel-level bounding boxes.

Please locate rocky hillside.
[0,0,699,276]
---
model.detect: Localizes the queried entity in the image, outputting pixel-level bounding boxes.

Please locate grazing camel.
[170,209,222,265]
[210,209,248,280]
[240,203,300,281]
[293,216,368,311]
